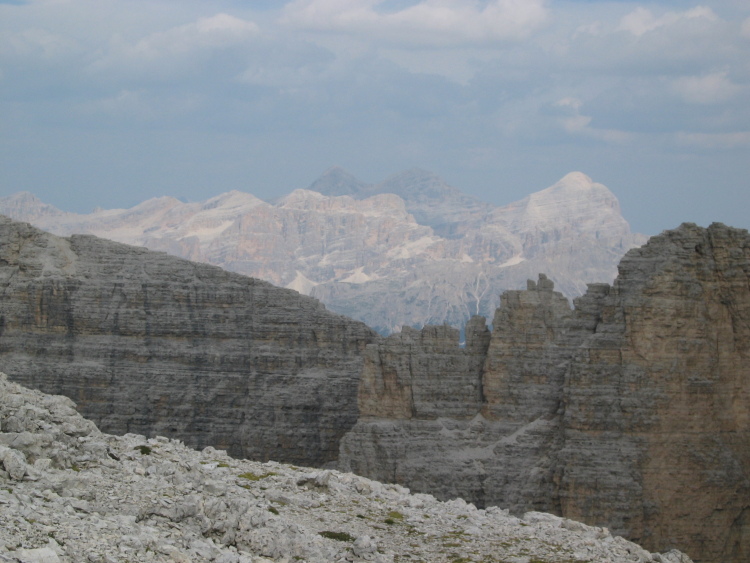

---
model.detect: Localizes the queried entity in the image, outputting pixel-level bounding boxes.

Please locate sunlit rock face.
[0,215,377,467]
[340,223,750,563]
[0,169,646,334]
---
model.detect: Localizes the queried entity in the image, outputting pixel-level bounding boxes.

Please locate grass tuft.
[237,471,276,481]
[319,531,355,542]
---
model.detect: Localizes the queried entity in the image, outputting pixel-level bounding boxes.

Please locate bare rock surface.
[0,212,743,562]
[340,223,750,563]
[0,215,377,467]
[0,169,645,334]
[0,372,693,563]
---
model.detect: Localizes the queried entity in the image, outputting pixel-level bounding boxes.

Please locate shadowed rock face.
[339,223,750,563]
[560,223,750,563]
[0,216,377,466]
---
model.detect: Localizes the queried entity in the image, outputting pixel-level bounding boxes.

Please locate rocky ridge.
[0,169,646,334]
[0,215,377,467]
[0,215,744,562]
[0,372,694,563]
[339,223,750,563]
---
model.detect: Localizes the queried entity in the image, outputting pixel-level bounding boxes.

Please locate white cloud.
[281,0,548,44]
[553,97,591,133]
[83,13,261,82]
[0,27,80,61]
[675,131,750,148]
[127,13,259,58]
[551,97,631,143]
[673,71,742,104]
[742,17,750,39]
[618,6,718,37]
[557,5,737,86]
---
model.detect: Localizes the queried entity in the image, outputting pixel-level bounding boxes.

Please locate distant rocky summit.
[0,215,746,562]
[339,222,750,563]
[0,373,693,563]
[0,168,646,334]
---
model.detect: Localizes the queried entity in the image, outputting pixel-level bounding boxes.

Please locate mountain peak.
[280,188,329,207]
[200,190,265,211]
[0,191,67,222]
[307,166,369,197]
[557,171,594,188]
[498,172,629,238]
[540,172,617,200]
[3,191,39,203]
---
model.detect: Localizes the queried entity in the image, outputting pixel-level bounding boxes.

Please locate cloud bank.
[282,0,549,43]
[0,0,748,234]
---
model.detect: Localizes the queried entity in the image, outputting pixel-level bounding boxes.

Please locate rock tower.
[340,223,750,563]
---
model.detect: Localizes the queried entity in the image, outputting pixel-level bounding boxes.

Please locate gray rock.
[0,371,691,562]
[0,214,741,563]
[339,223,750,563]
[0,215,376,467]
[10,548,61,563]
[0,445,27,481]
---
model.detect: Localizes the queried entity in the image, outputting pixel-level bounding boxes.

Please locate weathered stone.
[0,215,377,466]
[0,444,27,480]
[356,322,489,421]
[0,373,691,563]
[558,223,750,563]
[340,223,750,563]
[12,547,61,563]
[0,170,646,335]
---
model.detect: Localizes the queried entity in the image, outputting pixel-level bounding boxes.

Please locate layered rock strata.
[0,169,646,334]
[339,223,750,563]
[0,216,377,466]
[0,213,745,562]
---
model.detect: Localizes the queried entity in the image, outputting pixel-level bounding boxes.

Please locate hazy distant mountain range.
[0,167,646,334]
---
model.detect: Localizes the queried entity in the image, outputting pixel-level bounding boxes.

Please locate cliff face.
[0,216,377,466]
[0,214,746,562]
[0,170,646,334]
[338,275,578,520]
[559,223,750,562]
[339,223,750,563]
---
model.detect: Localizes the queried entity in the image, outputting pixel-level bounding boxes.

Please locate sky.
[1,0,748,235]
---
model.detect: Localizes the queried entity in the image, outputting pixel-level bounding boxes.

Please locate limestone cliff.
[0,215,377,466]
[0,213,746,562]
[339,223,750,563]
[0,170,646,334]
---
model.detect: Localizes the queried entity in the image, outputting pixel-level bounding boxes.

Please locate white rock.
[0,445,27,480]
[12,547,61,563]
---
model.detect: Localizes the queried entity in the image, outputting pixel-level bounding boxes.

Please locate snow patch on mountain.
[0,169,647,334]
[286,270,320,294]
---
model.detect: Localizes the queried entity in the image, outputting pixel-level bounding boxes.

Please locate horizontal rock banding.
[0,216,377,466]
[340,223,750,563]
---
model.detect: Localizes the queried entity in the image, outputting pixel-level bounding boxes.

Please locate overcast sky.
[1,0,748,234]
